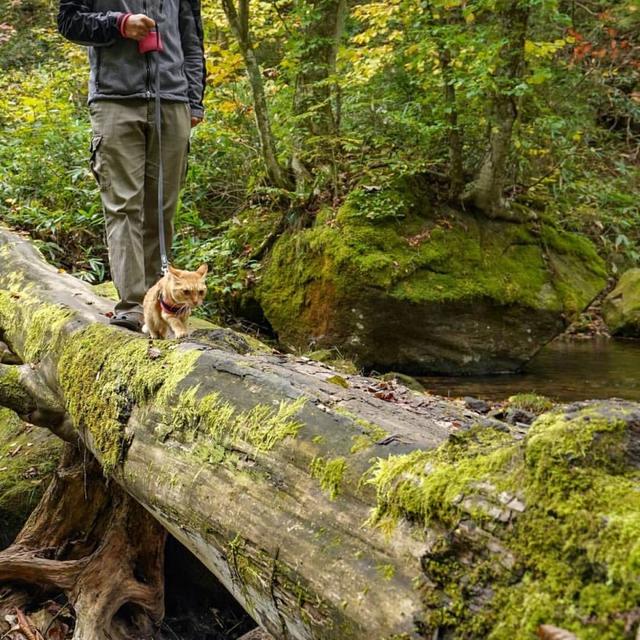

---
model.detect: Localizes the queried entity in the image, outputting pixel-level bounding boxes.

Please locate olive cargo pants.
[89,99,191,316]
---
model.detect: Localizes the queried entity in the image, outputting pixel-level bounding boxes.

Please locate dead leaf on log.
[147,346,162,360]
[406,228,431,247]
[537,624,578,640]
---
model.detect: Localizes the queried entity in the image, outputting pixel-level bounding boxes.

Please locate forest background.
[0,0,638,329]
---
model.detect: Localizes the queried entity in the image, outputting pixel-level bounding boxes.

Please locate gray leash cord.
[154,39,168,275]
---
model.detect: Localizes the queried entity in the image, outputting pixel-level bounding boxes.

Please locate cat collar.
[159,294,189,317]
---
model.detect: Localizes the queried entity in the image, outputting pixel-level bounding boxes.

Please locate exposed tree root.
[0,444,166,640]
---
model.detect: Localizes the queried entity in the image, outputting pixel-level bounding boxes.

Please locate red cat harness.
[158,293,189,317]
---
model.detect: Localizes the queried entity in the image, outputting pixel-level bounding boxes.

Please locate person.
[58,0,206,331]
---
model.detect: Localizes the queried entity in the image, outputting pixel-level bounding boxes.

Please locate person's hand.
[191,117,203,128]
[124,14,155,41]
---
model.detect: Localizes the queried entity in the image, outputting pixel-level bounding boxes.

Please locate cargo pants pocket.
[89,134,111,191]
[181,140,190,188]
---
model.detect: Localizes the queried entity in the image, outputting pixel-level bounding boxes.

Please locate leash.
[153,37,169,276]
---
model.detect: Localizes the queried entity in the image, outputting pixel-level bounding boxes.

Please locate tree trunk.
[291,0,347,193]
[221,0,292,191]
[466,0,529,218]
[438,45,464,200]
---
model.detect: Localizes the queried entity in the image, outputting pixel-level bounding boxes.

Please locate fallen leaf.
[537,625,578,640]
[147,346,162,360]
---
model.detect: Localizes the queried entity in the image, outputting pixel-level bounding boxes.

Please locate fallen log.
[1,227,640,640]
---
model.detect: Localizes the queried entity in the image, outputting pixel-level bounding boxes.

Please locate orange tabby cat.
[142,264,208,339]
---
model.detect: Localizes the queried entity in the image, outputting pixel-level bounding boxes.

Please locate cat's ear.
[167,264,181,277]
[196,264,208,277]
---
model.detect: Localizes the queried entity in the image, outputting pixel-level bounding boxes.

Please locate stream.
[418,338,640,402]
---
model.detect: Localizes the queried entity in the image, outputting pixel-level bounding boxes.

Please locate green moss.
[365,402,640,638]
[91,280,118,301]
[602,268,640,336]
[506,392,555,414]
[379,372,425,392]
[164,389,306,465]
[350,419,388,454]
[326,374,349,388]
[58,324,201,474]
[366,426,517,534]
[0,365,31,411]
[0,289,73,363]
[23,304,73,362]
[376,563,396,581]
[310,455,347,500]
[227,533,263,597]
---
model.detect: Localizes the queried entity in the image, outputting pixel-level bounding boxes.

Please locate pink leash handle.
[138,29,164,54]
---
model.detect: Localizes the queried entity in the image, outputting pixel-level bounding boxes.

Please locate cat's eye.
[181,288,190,294]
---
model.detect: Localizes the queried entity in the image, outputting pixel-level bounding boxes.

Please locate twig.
[43,602,70,637]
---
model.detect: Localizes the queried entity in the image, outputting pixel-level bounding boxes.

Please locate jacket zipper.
[95,49,101,92]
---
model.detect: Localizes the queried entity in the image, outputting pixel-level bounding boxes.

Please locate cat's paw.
[142,324,149,334]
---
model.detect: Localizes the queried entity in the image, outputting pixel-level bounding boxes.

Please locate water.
[418,338,640,403]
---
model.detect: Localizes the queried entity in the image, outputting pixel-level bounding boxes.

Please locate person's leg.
[89,100,148,324]
[143,101,191,288]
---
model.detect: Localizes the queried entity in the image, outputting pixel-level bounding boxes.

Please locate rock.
[504,407,536,426]
[464,396,491,414]
[256,175,606,374]
[602,268,640,337]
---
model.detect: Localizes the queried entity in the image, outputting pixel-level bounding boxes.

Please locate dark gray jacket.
[58,0,205,118]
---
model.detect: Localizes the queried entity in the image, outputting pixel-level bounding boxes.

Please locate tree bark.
[438,41,464,200]
[221,0,292,190]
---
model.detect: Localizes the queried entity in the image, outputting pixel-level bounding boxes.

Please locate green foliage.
[1,0,637,324]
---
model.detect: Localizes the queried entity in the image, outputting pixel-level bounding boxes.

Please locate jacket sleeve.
[58,0,123,47]
[179,0,206,118]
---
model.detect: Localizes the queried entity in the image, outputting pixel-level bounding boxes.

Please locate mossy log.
[1,227,640,640]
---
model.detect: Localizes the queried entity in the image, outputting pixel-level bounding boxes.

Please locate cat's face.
[165,264,208,307]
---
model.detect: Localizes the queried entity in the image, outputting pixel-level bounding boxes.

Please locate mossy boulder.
[256,176,606,374]
[0,407,62,548]
[602,268,640,337]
